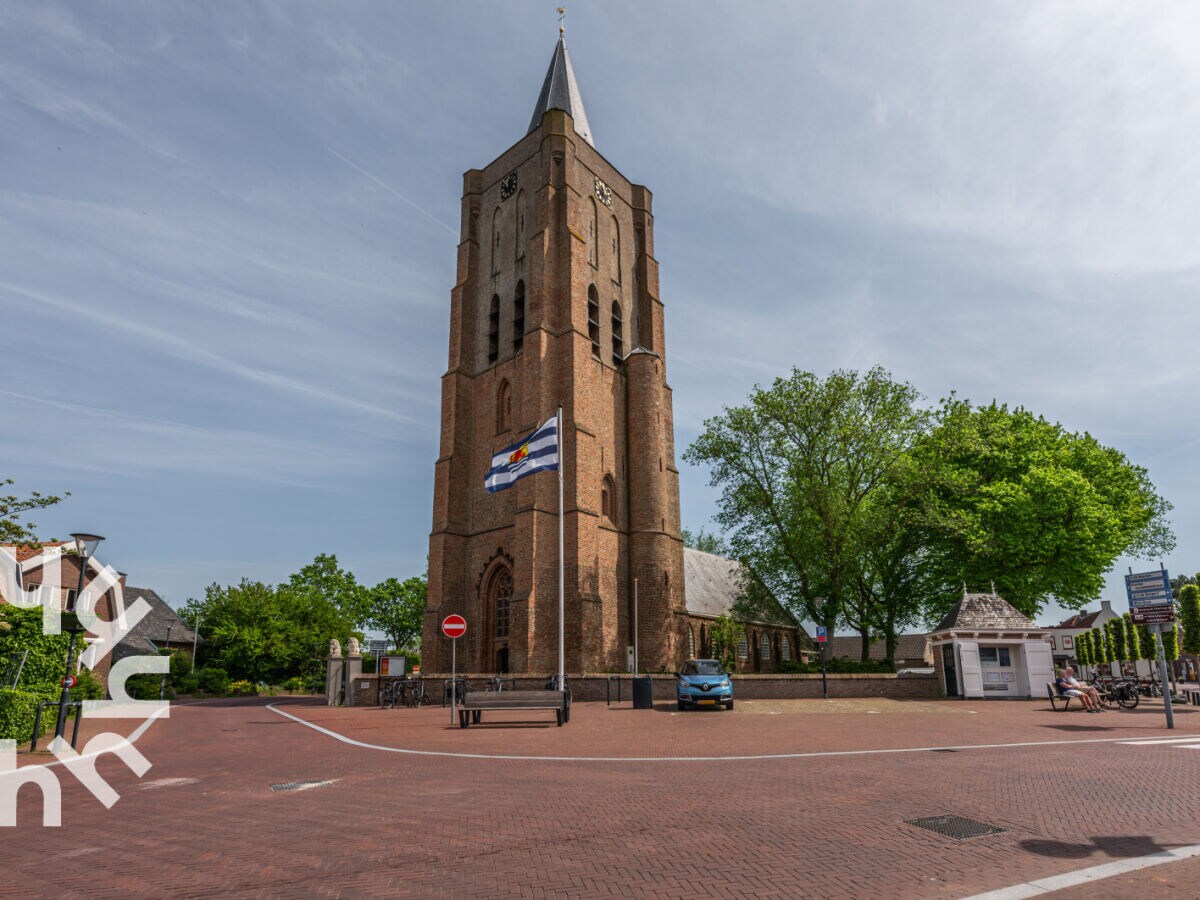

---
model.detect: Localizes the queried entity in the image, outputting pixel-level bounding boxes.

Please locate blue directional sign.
[1125,569,1172,609]
[815,625,828,643]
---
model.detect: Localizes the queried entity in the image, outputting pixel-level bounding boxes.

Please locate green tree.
[911,401,1175,618]
[181,577,359,685]
[1106,617,1127,665]
[681,528,727,556]
[1179,584,1200,657]
[367,575,426,651]
[708,615,744,672]
[288,553,370,628]
[1075,630,1091,668]
[1123,613,1141,664]
[1163,624,1180,662]
[1092,627,1109,667]
[685,367,929,660]
[0,479,67,546]
[1137,621,1156,662]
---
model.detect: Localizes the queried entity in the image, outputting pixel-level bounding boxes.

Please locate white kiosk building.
[931,590,1056,699]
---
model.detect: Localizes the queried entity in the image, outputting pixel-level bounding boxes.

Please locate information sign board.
[1125,569,1172,608]
[1131,605,1175,625]
[379,655,406,676]
[815,626,828,643]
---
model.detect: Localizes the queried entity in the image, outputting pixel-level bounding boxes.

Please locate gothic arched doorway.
[484,564,512,674]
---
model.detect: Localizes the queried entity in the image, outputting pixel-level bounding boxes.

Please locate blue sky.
[3,2,1197,626]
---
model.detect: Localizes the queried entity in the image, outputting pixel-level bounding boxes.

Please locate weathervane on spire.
[557,6,566,38]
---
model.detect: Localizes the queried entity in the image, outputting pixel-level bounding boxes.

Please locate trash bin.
[632,675,653,709]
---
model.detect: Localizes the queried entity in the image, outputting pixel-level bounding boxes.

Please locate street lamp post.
[159,623,174,700]
[813,597,829,700]
[54,533,104,744]
[191,614,202,674]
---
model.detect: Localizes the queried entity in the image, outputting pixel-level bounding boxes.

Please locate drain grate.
[271,780,333,793]
[906,815,1006,840]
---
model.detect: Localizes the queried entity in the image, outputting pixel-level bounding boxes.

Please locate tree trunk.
[859,625,870,661]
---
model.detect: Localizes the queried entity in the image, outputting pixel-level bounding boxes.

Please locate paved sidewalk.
[5,696,1199,897]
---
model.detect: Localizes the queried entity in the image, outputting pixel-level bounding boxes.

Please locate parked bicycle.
[1086,673,1140,710]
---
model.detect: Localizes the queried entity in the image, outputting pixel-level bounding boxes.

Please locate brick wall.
[353,672,939,705]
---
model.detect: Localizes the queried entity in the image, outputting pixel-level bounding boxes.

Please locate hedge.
[0,686,59,743]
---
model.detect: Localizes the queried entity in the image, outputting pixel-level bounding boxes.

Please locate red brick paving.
[6,696,1200,898]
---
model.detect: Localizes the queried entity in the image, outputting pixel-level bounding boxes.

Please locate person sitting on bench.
[1056,666,1101,713]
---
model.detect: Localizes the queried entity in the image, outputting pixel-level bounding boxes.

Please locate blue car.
[675,659,734,711]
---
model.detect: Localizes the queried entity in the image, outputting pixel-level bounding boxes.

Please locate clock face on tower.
[594,176,612,208]
[500,172,517,200]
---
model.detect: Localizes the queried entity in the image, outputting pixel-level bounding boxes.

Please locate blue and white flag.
[484,415,559,493]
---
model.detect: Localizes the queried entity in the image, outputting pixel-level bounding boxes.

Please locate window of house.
[781,636,792,661]
[487,295,500,364]
[513,280,525,353]
[760,636,771,660]
[611,301,623,365]
[737,633,749,660]
[496,380,511,433]
[979,647,1012,667]
[587,286,600,358]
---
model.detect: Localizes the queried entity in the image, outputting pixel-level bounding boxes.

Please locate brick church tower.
[424,36,685,675]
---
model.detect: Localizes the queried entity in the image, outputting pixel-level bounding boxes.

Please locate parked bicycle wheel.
[1117,686,1139,710]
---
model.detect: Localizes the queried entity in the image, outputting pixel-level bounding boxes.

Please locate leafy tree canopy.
[367,575,426,651]
[912,400,1175,616]
[288,553,370,628]
[0,479,67,546]
[681,528,727,556]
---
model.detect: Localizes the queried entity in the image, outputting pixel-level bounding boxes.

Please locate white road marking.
[963,843,1200,899]
[1118,736,1200,745]
[264,703,1200,764]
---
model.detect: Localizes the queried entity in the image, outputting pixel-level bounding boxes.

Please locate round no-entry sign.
[441,614,467,639]
[62,675,77,689]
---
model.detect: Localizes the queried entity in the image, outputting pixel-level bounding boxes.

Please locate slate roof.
[828,634,933,664]
[112,587,201,663]
[682,548,794,627]
[933,591,1036,632]
[528,37,594,146]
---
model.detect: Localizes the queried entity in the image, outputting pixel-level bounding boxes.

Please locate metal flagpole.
[557,404,565,696]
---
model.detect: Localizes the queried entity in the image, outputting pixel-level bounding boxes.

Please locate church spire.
[527,28,594,147]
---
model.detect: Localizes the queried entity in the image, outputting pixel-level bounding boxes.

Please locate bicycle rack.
[30,701,83,752]
[606,675,625,705]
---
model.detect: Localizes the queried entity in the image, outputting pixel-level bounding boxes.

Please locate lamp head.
[69,533,105,560]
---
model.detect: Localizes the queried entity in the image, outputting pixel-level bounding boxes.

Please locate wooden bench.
[1047,683,1075,711]
[457,689,569,728]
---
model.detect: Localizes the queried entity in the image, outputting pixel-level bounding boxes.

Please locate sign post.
[815,625,828,700]
[1126,567,1175,730]
[441,614,467,725]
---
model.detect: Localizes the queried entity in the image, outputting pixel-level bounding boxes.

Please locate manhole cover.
[270,780,334,793]
[906,815,1006,840]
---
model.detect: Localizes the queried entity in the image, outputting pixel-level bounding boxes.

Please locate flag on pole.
[484,415,559,493]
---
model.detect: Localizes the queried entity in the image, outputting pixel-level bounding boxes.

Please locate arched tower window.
[611,215,621,283]
[487,294,500,365]
[587,285,600,358]
[515,190,526,260]
[513,280,525,354]
[611,301,623,365]
[588,197,599,266]
[601,473,616,523]
[496,379,511,434]
[491,207,502,275]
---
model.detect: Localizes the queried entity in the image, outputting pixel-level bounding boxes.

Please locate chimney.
[1100,600,1114,614]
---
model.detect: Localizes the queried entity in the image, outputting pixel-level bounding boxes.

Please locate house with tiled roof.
[681,548,815,671]
[929,589,1054,698]
[1039,600,1121,670]
[112,587,202,666]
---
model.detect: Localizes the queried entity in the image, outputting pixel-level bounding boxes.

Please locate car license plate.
[698,699,716,706]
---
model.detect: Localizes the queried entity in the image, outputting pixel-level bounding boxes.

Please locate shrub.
[172,673,201,695]
[197,667,230,696]
[228,680,257,697]
[0,688,48,742]
[282,676,308,693]
[774,658,894,674]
